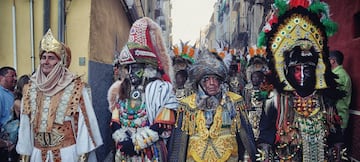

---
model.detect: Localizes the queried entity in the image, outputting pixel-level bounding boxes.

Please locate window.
[354,12,360,38]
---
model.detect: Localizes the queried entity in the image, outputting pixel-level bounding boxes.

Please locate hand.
[0,139,12,149]
[118,140,138,156]
[150,123,172,135]
[150,123,165,134]
[256,143,273,162]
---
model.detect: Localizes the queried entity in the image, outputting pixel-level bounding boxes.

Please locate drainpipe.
[12,0,17,70]
[58,0,65,42]
[30,0,35,72]
[44,0,50,33]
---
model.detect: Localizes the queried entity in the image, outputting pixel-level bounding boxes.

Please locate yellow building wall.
[65,0,91,80]
[0,0,91,82]
[0,0,34,75]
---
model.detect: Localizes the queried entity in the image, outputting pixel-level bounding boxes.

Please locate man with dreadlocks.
[168,49,256,162]
[107,17,178,161]
[256,0,347,161]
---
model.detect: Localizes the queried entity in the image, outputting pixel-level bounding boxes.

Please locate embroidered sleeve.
[154,108,176,125]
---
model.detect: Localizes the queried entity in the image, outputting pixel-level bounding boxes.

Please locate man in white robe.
[16,29,103,162]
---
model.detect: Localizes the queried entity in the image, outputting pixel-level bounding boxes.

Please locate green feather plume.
[322,18,338,37]
[257,31,266,47]
[274,0,288,16]
[308,1,329,18]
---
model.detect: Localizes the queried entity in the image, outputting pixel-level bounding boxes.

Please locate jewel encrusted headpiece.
[258,0,338,91]
[118,17,173,82]
[40,29,71,68]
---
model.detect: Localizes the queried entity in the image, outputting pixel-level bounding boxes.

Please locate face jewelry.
[131,90,141,99]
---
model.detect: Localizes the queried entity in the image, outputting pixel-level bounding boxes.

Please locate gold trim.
[40,29,63,58]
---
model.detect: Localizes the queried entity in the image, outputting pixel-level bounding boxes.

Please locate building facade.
[325,0,360,160]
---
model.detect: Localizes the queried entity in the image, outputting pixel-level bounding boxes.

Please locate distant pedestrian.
[0,66,17,162]
[329,50,352,132]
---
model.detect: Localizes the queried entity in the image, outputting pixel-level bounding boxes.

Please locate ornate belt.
[34,121,75,149]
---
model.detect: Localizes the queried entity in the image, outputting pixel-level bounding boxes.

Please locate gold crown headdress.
[40,29,71,68]
[257,0,338,91]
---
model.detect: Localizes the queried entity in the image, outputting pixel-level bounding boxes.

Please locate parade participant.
[174,69,191,101]
[244,71,266,139]
[243,46,272,142]
[257,0,346,161]
[168,50,257,162]
[245,45,268,84]
[107,17,178,161]
[16,29,103,162]
[172,40,196,100]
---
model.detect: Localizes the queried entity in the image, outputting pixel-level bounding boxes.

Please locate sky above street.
[171,0,216,45]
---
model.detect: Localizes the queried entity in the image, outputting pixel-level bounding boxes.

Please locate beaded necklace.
[118,87,148,128]
[293,91,320,117]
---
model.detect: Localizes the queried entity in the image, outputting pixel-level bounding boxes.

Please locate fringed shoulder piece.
[175,94,197,135]
[107,80,124,112]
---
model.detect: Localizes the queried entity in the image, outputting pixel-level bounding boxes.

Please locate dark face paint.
[286,63,316,97]
[128,64,145,86]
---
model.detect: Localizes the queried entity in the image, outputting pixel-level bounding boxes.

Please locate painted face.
[287,63,316,91]
[0,69,17,91]
[175,70,188,88]
[40,52,60,76]
[128,63,145,86]
[200,75,221,96]
[292,64,314,86]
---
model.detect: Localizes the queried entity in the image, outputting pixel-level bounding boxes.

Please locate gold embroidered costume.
[16,29,103,162]
[168,50,257,162]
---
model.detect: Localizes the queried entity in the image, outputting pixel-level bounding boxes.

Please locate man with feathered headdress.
[256,0,347,161]
[172,40,196,101]
[16,29,103,162]
[107,17,178,161]
[243,45,273,144]
[168,49,257,162]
